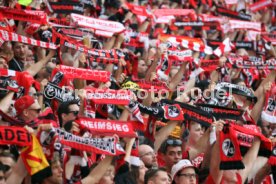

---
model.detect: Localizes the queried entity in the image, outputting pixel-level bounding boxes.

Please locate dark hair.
[104,0,121,9]
[0,152,16,162]
[57,100,79,126]
[144,168,167,184]
[159,138,182,154]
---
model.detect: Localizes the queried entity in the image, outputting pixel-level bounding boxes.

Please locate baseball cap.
[171,159,196,180]
[14,95,40,115]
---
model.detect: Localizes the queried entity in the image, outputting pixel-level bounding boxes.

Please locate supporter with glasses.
[57,99,80,128]
[171,159,197,184]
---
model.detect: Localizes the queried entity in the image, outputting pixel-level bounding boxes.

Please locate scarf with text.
[262,33,276,45]
[77,117,144,137]
[208,40,258,51]
[215,82,257,103]
[55,128,125,155]
[249,0,273,12]
[53,65,110,82]
[44,82,79,103]
[85,87,131,105]
[160,99,213,127]
[198,59,219,72]
[229,20,261,32]
[0,29,57,49]
[213,37,235,57]
[70,13,125,37]
[0,7,47,24]
[197,104,244,121]
[49,2,84,14]
[228,55,276,70]
[216,6,251,21]
[0,126,32,147]
[52,30,125,63]
[167,49,193,62]
[153,9,197,20]
[172,21,220,31]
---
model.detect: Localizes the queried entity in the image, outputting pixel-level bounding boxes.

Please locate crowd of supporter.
[0,0,275,183]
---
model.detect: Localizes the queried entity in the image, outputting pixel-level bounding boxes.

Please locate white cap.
[171,159,195,180]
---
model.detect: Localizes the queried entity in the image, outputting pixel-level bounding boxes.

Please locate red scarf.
[70,13,125,37]
[85,87,131,105]
[153,9,196,20]
[77,117,143,137]
[219,124,244,170]
[249,0,272,12]
[0,126,32,147]
[0,29,57,49]
[54,65,110,82]
[0,7,47,24]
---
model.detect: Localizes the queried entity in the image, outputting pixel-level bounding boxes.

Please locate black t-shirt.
[8,58,24,71]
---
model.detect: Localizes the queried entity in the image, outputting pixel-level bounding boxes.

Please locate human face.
[188,122,204,145]
[23,100,41,121]
[62,104,80,125]
[139,160,148,183]
[98,166,115,184]
[138,60,147,78]
[13,43,26,61]
[175,167,196,184]
[46,161,63,184]
[0,171,6,184]
[0,157,15,178]
[261,120,272,137]
[0,58,8,69]
[151,170,170,184]
[163,146,182,170]
[139,145,157,168]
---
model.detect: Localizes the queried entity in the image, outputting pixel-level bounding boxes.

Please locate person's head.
[104,0,121,15]
[138,60,148,78]
[97,165,115,184]
[171,160,197,184]
[61,53,74,67]
[14,95,41,121]
[12,42,27,61]
[25,49,35,64]
[0,56,8,69]
[42,154,63,184]
[139,144,157,169]
[0,163,6,184]
[144,168,170,184]
[57,100,80,127]
[35,66,53,82]
[0,152,16,179]
[188,122,204,146]
[159,139,182,170]
[259,118,272,137]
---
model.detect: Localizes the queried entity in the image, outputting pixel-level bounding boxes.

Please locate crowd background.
[0,0,275,183]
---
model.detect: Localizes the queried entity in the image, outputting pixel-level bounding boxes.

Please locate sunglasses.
[68,111,79,116]
[166,139,182,146]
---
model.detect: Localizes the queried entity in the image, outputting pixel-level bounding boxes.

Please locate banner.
[55,128,125,155]
[249,0,272,12]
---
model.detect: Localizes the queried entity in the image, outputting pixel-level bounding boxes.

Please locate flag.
[21,134,52,183]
